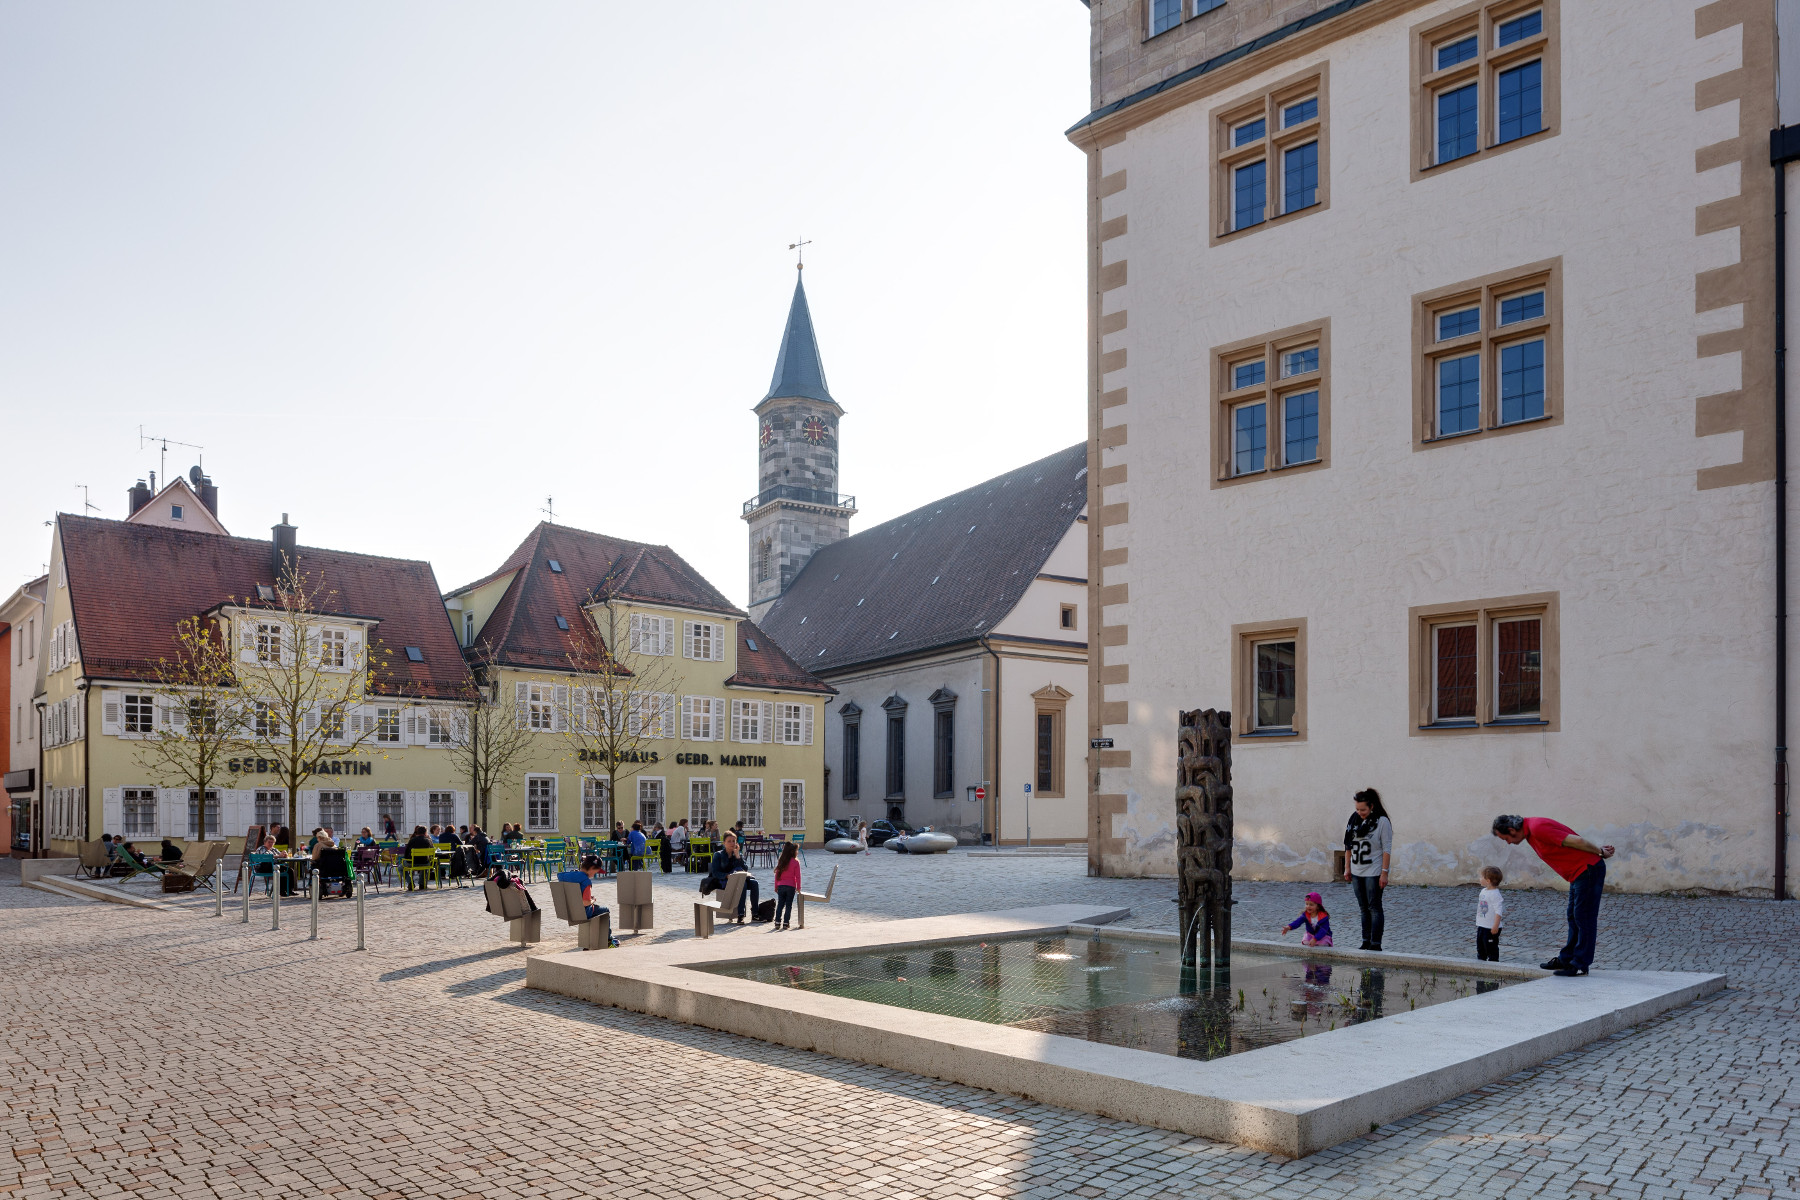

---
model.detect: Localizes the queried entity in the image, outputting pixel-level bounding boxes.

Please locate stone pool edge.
[524,905,1724,1158]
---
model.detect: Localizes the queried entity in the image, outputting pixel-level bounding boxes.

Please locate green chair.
[789,833,809,863]
[402,847,440,891]
[687,838,713,874]
[113,845,168,883]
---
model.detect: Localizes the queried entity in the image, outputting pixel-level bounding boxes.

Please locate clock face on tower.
[800,416,829,445]
[759,422,775,448]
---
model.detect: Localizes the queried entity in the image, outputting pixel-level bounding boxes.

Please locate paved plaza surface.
[0,851,1792,1200]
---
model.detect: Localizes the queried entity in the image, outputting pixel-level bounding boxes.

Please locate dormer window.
[170,504,184,520]
[547,559,563,573]
[320,628,348,668]
[404,646,424,662]
[555,616,569,631]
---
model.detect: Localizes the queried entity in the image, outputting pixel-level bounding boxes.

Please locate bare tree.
[231,568,395,839]
[558,578,687,834]
[128,615,249,841]
[431,642,535,830]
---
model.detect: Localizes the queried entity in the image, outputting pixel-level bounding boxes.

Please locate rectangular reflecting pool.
[694,932,1517,1062]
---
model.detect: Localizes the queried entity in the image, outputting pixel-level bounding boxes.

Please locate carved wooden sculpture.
[1177,708,1233,968]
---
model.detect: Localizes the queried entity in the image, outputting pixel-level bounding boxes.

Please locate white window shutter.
[626,694,642,737]
[103,690,122,736]
[240,621,257,664]
[762,700,775,744]
[553,685,569,733]
[714,624,727,661]
[347,631,364,669]
[662,618,676,656]
[454,790,468,824]
[404,711,418,744]
[306,708,321,734]
[802,703,814,746]
[304,628,322,665]
[161,788,186,839]
[514,681,529,730]
[683,621,695,660]
[730,699,742,743]
[570,688,586,733]
[680,695,694,739]
[102,787,122,833]
[167,698,186,733]
[628,613,643,654]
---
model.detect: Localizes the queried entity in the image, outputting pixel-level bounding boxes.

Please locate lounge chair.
[796,864,837,930]
[113,846,167,883]
[693,871,749,939]
[484,878,541,945]
[74,840,110,880]
[176,843,227,894]
[546,880,611,950]
[615,870,654,934]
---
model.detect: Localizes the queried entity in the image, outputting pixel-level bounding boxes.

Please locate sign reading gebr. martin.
[227,757,375,776]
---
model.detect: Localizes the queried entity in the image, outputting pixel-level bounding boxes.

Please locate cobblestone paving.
[0,852,1793,1199]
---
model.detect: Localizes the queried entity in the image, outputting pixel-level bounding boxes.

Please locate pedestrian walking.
[1342,788,1391,950]
[1491,814,1614,976]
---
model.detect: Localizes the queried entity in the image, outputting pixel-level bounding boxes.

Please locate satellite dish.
[189,466,203,487]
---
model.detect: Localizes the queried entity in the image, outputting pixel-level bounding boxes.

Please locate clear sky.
[0,3,1091,609]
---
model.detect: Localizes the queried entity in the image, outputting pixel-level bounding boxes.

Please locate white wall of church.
[996,654,1087,845]
[1088,2,1792,894]
[993,517,1089,644]
[823,651,988,840]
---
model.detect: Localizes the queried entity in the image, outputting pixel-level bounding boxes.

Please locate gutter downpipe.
[981,635,1001,846]
[1775,122,1800,901]
[33,699,45,859]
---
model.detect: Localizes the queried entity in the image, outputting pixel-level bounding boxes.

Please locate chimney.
[127,480,151,516]
[272,514,297,581]
[190,467,219,518]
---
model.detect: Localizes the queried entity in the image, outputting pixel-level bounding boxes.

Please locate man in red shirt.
[1491,814,1615,976]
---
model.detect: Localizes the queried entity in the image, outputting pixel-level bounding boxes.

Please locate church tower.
[744,268,854,619]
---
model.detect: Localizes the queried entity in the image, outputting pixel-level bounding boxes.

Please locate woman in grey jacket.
[1342,788,1392,950]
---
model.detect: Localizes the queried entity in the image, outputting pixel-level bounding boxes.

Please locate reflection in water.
[702,935,1515,1064]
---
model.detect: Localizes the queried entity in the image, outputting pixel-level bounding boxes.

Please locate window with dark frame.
[842,709,861,800]
[1060,604,1078,631]
[934,710,955,798]
[885,713,905,798]
[1036,713,1056,793]
[1254,640,1297,731]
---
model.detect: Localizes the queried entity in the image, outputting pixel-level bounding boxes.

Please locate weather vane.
[788,237,811,270]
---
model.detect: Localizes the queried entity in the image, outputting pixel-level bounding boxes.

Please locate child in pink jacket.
[772,842,801,930]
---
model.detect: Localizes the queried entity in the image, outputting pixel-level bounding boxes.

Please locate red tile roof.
[59,515,474,700]
[728,620,835,695]
[460,523,831,693]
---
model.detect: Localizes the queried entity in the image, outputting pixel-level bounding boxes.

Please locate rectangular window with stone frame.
[526,775,557,833]
[1211,67,1328,242]
[1213,320,1330,487]
[582,777,611,832]
[930,689,957,799]
[841,706,861,801]
[1231,619,1307,742]
[1409,593,1558,735]
[1411,1,1558,181]
[1413,260,1560,448]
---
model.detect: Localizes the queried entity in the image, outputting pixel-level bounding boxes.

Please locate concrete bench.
[694,871,749,939]
[796,864,837,929]
[547,880,611,950]
[484,879,542,945]
[615,870,654,934]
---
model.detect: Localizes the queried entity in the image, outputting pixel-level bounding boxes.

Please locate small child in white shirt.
[1475,866,1504,962]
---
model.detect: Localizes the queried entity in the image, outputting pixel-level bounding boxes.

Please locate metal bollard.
[242,866,251,923]
[309,869,320,941]
[271,871,281,931]
[355,878,366,951]
[215,869,223,918]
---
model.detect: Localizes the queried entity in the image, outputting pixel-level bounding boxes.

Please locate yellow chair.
[402,847,440,891]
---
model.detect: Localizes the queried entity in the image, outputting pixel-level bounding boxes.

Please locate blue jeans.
[775,884,796,926]
[1351,874,1385,948]
[1561,860,1605,968]
[737,877,761,919]
[585,903,610,921]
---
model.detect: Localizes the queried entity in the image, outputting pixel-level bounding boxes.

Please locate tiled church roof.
[757,443,1088,673]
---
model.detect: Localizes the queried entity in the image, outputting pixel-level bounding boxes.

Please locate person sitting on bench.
[707,833,761,924]
[557,855,612,921]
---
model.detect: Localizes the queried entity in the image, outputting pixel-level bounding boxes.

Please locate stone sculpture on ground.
[1177,707,1233,969]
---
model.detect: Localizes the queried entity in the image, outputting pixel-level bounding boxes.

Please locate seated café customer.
[310,829,338,862]
[356,827,377,847]
[438,825,463,847]
[557,855,612,921]
[627,822,648,870]
[707,833,761,924]
[306,827,324,853]
[159,838,183,863]
[404,825,435,891]
[502,823,523,845]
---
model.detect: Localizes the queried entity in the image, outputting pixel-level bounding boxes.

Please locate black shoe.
[1369,944,1382,952]
[1553,965,1588,977]
[1540,957,1569,970]
[1359,942,1373,950]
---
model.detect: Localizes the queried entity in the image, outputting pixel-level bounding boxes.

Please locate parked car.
[823,818,857,841]
[888,826,957,854]
[864,819,914,847]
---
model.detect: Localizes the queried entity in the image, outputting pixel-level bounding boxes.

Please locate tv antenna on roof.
[542,496,556,524]
[138,426,204,489]
[73,485,99,516]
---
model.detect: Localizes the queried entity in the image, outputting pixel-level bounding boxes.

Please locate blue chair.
[246,850,277,896]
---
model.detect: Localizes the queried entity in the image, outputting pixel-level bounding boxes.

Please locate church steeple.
[764,274,835,406]
[743,265,855,617]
